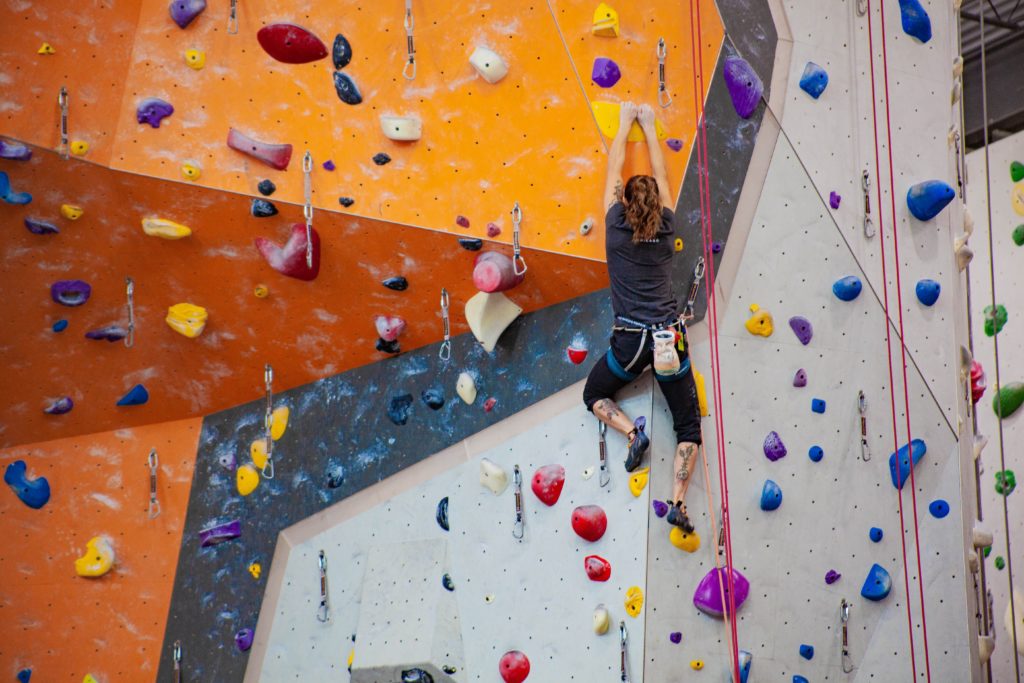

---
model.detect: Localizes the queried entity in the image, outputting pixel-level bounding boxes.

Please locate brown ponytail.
[623,175,663,243]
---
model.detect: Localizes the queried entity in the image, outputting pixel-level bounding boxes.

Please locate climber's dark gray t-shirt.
[605,202,678,324]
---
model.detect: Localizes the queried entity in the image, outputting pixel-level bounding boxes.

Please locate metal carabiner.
[841,598,854,673]
[263,363,275,479]
[302,151,314,269]
[598,421,610,488]
[125,277,136,348]
[619,621,629,682]
[438,288,451,361]
[317,549,330,622]
[682,256,706,320]
[403,0,416,80]
[861,170,875,239]
[58,86,69,159]
[858,390,871,462]
[951,129,965,200]
[228,0,238,34]
[147,448,161,519]
[512,465,524,540]
[657,38,672,108]
[511,201,527,276]
[173,640,183,683]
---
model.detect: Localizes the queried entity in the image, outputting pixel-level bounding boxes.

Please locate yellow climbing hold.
[1013,181,1024,217]
[592,2,620,36]
[60,204,84,220]
[142,217,192,239]
[629,467,650,497]
[690,659,704,670]
[347,647,355,670]
[254,284,269,298]
[248,562,262,579]
[251,439,268,470]
[37,42,56,55]
[69,140,89,156]
[674,238,684,252]
[180,161,202,181]
[83,675,100,683]
[184,48,206,70]
[624,586,644,617]
[669,526,701,553]
[744,303,773,337]
[269,406,289,441]
[165,302,208,338]
[693,369,708,416]
[593,604,611,635]
[237,464,259,496]
[74,536,114,578]
[591,102,668,142]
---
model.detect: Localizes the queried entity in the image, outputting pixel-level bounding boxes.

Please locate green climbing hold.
[985,546,992,557]
[996,556,1006,570]
[993,382,1024,418]
[996,469,1017,496]
[1014,225,1024,246]
[984,305,1007,336]
[1012,161,1024,183]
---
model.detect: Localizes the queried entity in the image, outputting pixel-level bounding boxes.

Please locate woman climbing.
[582,102,703,534]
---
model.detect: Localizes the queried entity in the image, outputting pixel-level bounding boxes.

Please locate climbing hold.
[763,431,787,461]
[666,138,684,152]
[227,128,293,170]
[251,199,278,218]
[738,652,753,683]
[116,384,149,406]
[531,465,565,506]
[571,505,608,541]
[479,458,508,495]
[693,566,750,617]
[453,215,471,229]
[469,46,509,83]
[723,56,764,119]
[624,586,644,617]
[69,141,89,156]
[74,536,115,577]
[833,275,863,301]
[326,463,345,488]
[829,191,841,209]
[674,238,683,252]
[1014,225,1024,246]
[165,303,208,338]
[180,161,201,180]
[375,315,406,342]
[993,382,1024,418]
[983,304,1007,336]
[811,398,826,414]
[860,563,892,601]
[235,628,254,652]
[257,24,328,64]
[825,570,841,585]
[24,218,58,235]
[591,101,668,141]
[254,284,269,299]
[4,460,51,509]
[387,393,414,426]
[51,280,91,307]
[744,304,773,337]
[442,573,455,591]
[255,224,320,281]
[592,2,620,36]
[669,632,683,646]
[421,388,445,410]
[690,660,704,671]
[669,527,701,553]
[585,555,612,581]
[169,0,206,28]
[436,497,449,530]
[257,179,276,196]
[457,372,478,405]
[37,42,55,54]
[567,343,589,365]
[929,499,950,518]
[142,217,192,239]
[83,675,99,683]
[996,556,1006,570]
[956,240,975,271]
[332,33,353,70]
[916,279,941,306]
[0,171,31,204]
[198,519,242,547]
[136,98,174,128]
[793,677,809,683]
[184,48,205,69]
[268,406,289,441]
[907,180,955,220]
[498,651,530,683]
[16,669,30,683]
[591,57,622,88]
[382,276,408,291]
[629,467,650,497]
[788,316,812,345]
[870,527,884,542]
[459,238,483,251]
[219,451,237,471]
[0,139,32,160]
[371,153,393,167]
[60,204,83,220]
[889,438,927,489]
[487,222,502,237]
[593,605,610,635]
[1014,182,1024,216]
[237,465,259,496]
[694,369,709,416]
[799,62,829,98]
[898,0,932,42]
[465,291,523,352]
[53,319,68,332]
[1012,161,1024,182]
[996,470,1016,496]
[333,72,363,105]
[759,479,782,511]
[793,368,807,387]
[473,252,526,293]
[652,500,669,517]
[972,361,987,403]
[44,397,74,415]
[799,644,814,660]
[808,445,823,462]
[322,160,335,171]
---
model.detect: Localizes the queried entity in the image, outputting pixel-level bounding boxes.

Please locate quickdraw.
[682,256,706,320]
[173,640,183,683]
[512,201,527,276]
[438,288,451,361]
[657,38,672,108]
[858,390,871,461]
[263,364,275,479]
[58,86,69,159]
[512,464,524,539]
[951,128,965,200]
[147,448,161,519]
[303,151,314,269]
[125,276,136,348]
[403,0,416,80]
[317,549,331,622]
[228,0,238,34]
[619,621,629,682]
[598,421,610,488]
[841,598,854,673]
[861,170,875,239]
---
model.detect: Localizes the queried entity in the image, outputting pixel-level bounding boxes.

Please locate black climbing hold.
[257,179,276,196]
[421,388,445,410]
[436,496,450,531]
[373,152,391,166]
[326,463,345,489]
[333,71,363,105]
[251,199,278,217]
[442,666,457,675]
[383,276,408,291]
[338,196,355,207]
[332,34,352,70]
[401,669,434,683]
[376,337,401,354]
[458,238,483,251]
[387,393,414,425]
[442,573,455,591]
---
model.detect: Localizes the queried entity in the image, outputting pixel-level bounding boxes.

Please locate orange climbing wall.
[0,417,201,680]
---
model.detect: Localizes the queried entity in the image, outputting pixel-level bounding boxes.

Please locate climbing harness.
[263,363,275,479]
[598,421,610,488]
[317,549,331,622]
[438,288,451,361]
[303,151,314,269]
[125,276,136,348]
[172,640,183,683]
[57,86,69,159]
[512,465,524,539]
[861,170,875,239]
[841,598,854,673]
[227,0,238,34]
[619,621,629,682]
[402,0,416,80]
[657,38,672,108]
[147,448,161,519]
[511,202,527,276]
[858,390,871,461]
[681,256,705,320]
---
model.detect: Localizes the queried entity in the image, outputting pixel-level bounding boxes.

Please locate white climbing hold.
[954,234,973,271]
[964,206,974,235]
[593,604,610,635]
[979,634,995,663]
[580,216,595,236]
[465,291,523,353]
[581,466,596,480]
[456,371,477,405]
[469,46,509,84]
[974,434,988,460]
[972,527,993,549]
[480,458,509,494]
[380,115,422,141]
[1005,588,1024,654]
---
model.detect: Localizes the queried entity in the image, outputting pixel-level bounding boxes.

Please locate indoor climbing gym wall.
[0,0,996,681]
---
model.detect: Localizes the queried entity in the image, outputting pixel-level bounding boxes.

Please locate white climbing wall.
[966,130,1024,682]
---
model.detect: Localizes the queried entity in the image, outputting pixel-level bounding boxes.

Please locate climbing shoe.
[667,502,695,533]
[624,416,649,472]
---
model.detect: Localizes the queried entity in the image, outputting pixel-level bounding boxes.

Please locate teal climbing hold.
[907,180,954,221]
[798,62,828,99]
[4,460,50,509]
[993,382,1024,418]
[760,479,782,511]
[117,384,149,406]
[899,0,932,43]
[833,276,862,301]
[860,563,892,601]
[889,438,926,489]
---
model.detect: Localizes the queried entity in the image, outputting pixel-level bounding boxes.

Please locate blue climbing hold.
[387,393,414,425]
[907,180,954,221]
[251,198,278,217]
[458,238,483,251]
[799,644,814,660]
[723,56,764,119]
[888,438,927,489]
[116,384,149,406]
[798,62,828,99]
[899,0,932,43]
[760,479,782,511]
[4,460,51,509]
[736,650,752,683]
[808,446,824,463]
[869,527,884,542]
[811,398,826,414]
[421,388,445,410]
[793,677,809,683]
[52,319,68,333]
[833,276,863,302]
[860,563,892,601]
[17,670,31,683]
[0,171,32,204]
[929,499,950,518]
[915,279,941,306]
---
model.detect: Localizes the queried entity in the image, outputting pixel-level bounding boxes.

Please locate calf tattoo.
[594,399,621,420]
[675,443,697,481]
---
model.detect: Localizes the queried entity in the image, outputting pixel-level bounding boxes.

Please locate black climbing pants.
[582,325,703,445]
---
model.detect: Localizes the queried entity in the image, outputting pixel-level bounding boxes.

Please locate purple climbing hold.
[723,56,763,119]
[199,519,242,547]
[693,566,750,617]
[235,628,254,652]
[169,0,206,29]
[51,280,91,307]
[136,98,174,128]
[793,368,807,387]
[652,500,669,518]
[44,397,73,415]
[829,191,841,209]
[788,316,812,345]
[825,569,841,585]
[322,160,336,171]
[85,325,128,342]
[0,138,32,161]
[591,57,622,88]
[711,241,724,254]
[763,431,787,461]
[25,218,58,235]
[666,138,684,152]
[669,631,682,644]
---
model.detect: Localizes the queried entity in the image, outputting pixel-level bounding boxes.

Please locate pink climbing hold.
[473,252,525,293]
[254,223,320,281]
[456,215,471,228]
[483,397,497,413]
[584,554,612,581]
[567,345,589,365]
[227,128,293,170]
[375,315,406,342]
[572,504,608,542]
[498,650,531,683]
[531,464,566,506]
[971,360,987,404]
[487,222,502,237]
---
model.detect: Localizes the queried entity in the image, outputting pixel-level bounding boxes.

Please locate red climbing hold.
[584,554,612,581]
[227,128,293,170]
[971,360,987,404]
[572,505,607,542]
[498,650,530,683]
[375,315,406,342]
[472,252,525,293]
[254,223,320,281]
[256,24,328,64]
[567,345,588,365]
[531,464,566,506]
